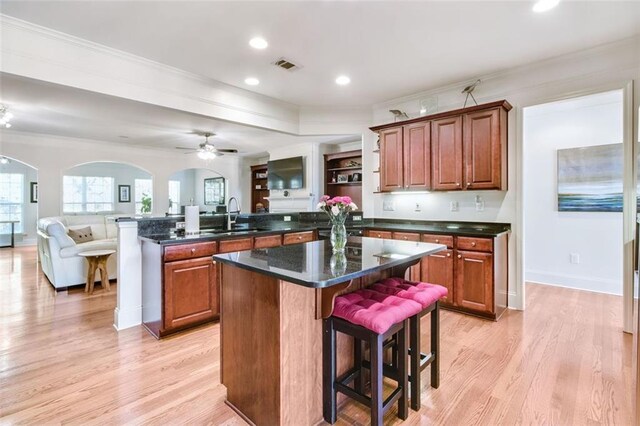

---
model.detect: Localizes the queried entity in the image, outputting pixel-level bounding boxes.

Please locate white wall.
[524,90,623,294]
[64,162,152,215]
[0,131,243,222]
[0,159,38,244]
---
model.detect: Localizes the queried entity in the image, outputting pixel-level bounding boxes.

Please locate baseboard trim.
[526,278,623,296]
[113,306,142,331]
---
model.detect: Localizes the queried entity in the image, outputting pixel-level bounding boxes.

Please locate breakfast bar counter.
[214,236,445,425]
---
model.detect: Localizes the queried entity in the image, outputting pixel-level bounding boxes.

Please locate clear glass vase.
[330,223,347,253]
[330,252,347,276]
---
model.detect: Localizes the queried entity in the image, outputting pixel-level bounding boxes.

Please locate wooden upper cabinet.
[431,115,463,191]
[379,127,404,191]
[463,107,507,190]
[402,122,431,190]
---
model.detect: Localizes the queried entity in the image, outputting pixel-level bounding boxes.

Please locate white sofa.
[37,214,123,290]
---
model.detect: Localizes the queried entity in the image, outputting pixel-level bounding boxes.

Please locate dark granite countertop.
[213,237,445,288]
[366,220,510,237]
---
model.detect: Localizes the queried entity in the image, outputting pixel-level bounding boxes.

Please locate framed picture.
[30,182,38,203]
[118,185,131,203]
[337,174,348,183]
[204,177,225,205]
[352,173,362,182]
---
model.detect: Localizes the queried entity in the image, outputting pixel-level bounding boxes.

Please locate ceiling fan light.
[5,123,11,128]
[197,151,209,160]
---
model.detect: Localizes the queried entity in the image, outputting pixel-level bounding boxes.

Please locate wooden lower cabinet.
[164,256,218,331]
[455,250,493,314]
[421,249,454,305]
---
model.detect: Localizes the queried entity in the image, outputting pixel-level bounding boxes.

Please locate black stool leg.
[323,318,337,424]
[370,332,383,426]
[397,319,409,420]
[431,302,440,388]
[354,338,365,394]
[409,314,421,410]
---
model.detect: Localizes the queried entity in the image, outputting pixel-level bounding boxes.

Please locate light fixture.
[0,105,14,128]
[244,77,260,86]
[197,150,218,160]
[532,0,560,13]
[335,75,351,86]
[0,156,10,165]
[249,37,268,49]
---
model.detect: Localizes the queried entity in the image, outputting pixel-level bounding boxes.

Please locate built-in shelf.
[327,182,362,186]
[373,170,380,173]
[251,164,269,213]
[372,149,380,153]
[327,166,362,172]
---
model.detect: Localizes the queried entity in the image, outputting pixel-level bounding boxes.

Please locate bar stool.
[371,278,448,410]
[323,288,423,426]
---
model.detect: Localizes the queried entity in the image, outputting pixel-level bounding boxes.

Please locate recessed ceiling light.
[532,0,560,13]
[245,77,260,86]
[335,75,351,86]
[249,37,268,49]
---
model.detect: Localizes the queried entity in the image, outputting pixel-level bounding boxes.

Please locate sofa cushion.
[59,239,117,258]
[66,215,108,240]
[45,220,76,249]
[68,226,94,244]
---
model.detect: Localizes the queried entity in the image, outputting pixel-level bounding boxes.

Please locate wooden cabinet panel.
[164,257,217,331]
[380,127,404,192]
[253,234,282,249]
[421,233,454,248]
[392,232,420,242]
[456,236,493,253]
[402,122,431,190]
[219,237,254,253]
[455,250,494,313]
[366,230,393,239]
[464,108,505,190]
[431,115,463,191]
[282,231,315,245]
[421,249,454,305]
[164,241,217,262]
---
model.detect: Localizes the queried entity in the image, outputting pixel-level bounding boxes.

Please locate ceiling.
[0,73,357,155]
[1,1,639,107]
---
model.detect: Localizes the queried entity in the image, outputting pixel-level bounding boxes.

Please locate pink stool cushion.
[371,278,448,309]
[332,289,422,334]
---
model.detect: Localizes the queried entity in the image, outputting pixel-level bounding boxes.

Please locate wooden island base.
[219,261,420,425]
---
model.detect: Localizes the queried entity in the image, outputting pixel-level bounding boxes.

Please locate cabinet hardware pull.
[456,183,460,186]
[471,242,476,246]
[377,234,381,237]
[403,236,407,240]
[457,254,462,259]
[191,248,196,254]
[447,253,451,257]
[467,182,471,186]
[298,236,302,240]
[435,239,439,243]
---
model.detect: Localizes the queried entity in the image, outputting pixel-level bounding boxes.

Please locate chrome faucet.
[227,197,241,229]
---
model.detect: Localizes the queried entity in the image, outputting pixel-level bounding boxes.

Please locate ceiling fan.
[175,132,238,159]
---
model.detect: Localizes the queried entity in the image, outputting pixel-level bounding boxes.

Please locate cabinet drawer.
[283,231,315,245]
[253,234,282,249]
[421,233,454,248]
[219,238,254,253]
[164,241,217,262]
[367,230,393,239]
[393,232,420,242]
[456,236,493,252]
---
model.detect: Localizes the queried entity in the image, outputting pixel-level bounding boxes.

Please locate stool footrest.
[335,381,403,416]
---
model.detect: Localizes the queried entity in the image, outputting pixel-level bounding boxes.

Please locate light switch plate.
[383,200,395,211]
[450,201,458,212]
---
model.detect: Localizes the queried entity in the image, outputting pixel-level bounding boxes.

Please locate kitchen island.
[214,236,445,426]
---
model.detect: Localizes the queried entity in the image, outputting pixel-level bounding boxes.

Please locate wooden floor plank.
[0,247,633,425]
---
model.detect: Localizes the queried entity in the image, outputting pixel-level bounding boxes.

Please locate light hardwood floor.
[0,247,633,425]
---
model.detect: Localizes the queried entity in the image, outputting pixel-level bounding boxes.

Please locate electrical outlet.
[475,195,484,212]
[383,200,395,211]
[415,203,421,212]
[450,201,458,212]
[353,215,362,221]
[283,216,291,222]
[175,222,186,230]
[570,253,580,264]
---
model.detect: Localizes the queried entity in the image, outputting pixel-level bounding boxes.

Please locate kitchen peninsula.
[214,236,445,425]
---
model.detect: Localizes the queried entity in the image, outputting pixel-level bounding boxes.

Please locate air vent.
[273,57,302,71]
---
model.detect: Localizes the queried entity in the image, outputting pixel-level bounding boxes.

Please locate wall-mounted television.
[267,156,304,190]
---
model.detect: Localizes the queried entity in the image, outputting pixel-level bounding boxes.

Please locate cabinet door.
[283,231,315,245]
[164,257,217,331]
[420,249,454,305]
[392,232,421,280]
[464,107,504,190]
[253,234,282,249]
[379,127,404,191]
[455,250,493,314]
[402,122,431,190]
[431,115,463,190]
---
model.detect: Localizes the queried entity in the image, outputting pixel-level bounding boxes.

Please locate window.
[0,173,24,233]
[135,179,153,214]
[63,176,114,213]
[168,180,180,214]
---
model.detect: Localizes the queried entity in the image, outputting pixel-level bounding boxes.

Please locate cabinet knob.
[403,236,408,240]
[471,241,476,246]
[457,254,462,259]
[191,248,196,254]
[467,182,471,186]
[298,236,302,240]
[377,234,381,238]
[456,183,460,186]
[446,253,451,257]
[435,239,439,243]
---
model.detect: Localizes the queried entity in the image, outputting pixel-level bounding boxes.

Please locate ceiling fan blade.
[215,149,238,153]
[175,147,194,150]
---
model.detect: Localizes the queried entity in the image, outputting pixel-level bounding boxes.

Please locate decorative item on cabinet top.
[370,99,512,193]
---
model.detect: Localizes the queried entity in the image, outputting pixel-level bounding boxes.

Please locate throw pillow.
[68,226,94,244]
